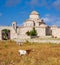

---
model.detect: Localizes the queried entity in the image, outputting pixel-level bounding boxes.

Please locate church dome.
[31,11,39,15]
[30,11,40,19]
[51,25,57,27]
[40,24,47,27]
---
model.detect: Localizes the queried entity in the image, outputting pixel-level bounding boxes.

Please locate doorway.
[2,29,10,40]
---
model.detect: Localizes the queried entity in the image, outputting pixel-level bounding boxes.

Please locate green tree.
[26,27,37,37]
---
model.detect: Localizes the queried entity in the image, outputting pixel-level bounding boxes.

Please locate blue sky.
[0,0,60,27]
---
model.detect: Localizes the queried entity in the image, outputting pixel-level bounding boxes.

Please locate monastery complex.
[0,11,60,40]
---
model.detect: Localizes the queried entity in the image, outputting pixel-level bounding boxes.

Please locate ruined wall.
[0,25,60,40]
[17,27,32,39]
[51,27,60,38]
[36,27,46,37]
[46,27,52,36]
[17,26,48,39]
[0,26,17,40]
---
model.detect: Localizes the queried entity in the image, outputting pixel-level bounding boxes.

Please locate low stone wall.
[14,39,60,44]
[28,39,60,44]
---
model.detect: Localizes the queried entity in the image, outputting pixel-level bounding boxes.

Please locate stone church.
[0,11,60,40]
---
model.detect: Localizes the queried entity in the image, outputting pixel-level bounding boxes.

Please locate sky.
[0,0,60,27]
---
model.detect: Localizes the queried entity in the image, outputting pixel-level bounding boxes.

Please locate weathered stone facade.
[0,11,60,40]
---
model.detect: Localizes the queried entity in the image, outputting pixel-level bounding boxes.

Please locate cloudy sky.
[0,0,60,26]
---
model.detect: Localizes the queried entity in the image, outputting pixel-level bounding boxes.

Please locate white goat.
[18,50,27,55]
[18,49,32,56]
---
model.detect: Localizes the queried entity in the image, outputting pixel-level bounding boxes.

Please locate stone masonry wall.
[0,26,17,40]
[51,28,60,38]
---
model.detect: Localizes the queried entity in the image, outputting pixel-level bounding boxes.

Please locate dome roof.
[31,11,39,15]
[51,25,57,28]
[40,24,47,27]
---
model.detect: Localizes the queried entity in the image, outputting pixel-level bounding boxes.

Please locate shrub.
[26,27,37,37]
[26,31,30,36]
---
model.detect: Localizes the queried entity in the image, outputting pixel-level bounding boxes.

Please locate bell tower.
[12,21,17,32]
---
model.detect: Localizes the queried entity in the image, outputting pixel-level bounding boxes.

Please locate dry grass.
[0,40,60,65]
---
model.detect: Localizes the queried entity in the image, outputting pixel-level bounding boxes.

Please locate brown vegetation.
[0,40,60,65]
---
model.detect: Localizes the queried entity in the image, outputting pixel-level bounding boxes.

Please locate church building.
[0,11,60,40]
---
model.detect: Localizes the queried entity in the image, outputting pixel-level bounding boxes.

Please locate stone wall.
[36,27,46,37]
[19,27,32,35]
[0,24,60,40]
[17,27,32,39]
[51,28,60,38]
[0,26,17,40]
[17,26,51,39]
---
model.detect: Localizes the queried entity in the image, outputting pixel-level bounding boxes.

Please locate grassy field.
[0,40,60,65]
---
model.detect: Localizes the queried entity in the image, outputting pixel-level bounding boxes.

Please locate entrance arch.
[2,29,10,40]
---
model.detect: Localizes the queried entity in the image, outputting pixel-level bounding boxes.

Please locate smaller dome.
[51,25,57,28]
[12,21,17,24]
[40,24,47,27]
[31,11,39,15]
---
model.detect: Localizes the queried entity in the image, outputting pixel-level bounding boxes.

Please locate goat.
[18,49,32,56]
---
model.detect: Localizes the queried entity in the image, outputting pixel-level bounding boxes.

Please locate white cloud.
[42,14,60,26]
[6,0,21,6]
[29,0,39,5]
[53,0,60,9]
[26,0,60,10]
[26,0,38,7]
[26,0,47,7]
[5,0,60,10]
[0,13,2,17]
